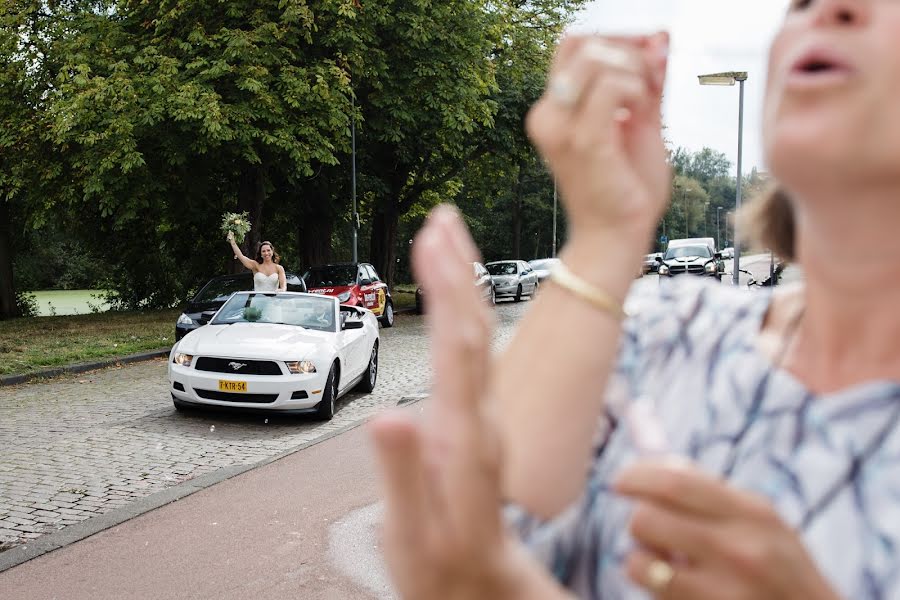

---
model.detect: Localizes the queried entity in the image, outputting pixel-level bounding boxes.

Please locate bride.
[226,232,286,292]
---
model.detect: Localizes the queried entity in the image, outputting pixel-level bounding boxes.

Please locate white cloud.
[569,0,790,173]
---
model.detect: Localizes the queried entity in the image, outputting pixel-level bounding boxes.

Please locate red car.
[303,263,394,327]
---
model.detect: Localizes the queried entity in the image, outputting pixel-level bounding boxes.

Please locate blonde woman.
[373,2,900,599]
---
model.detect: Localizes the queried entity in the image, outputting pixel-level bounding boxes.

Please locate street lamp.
[351,94,359,263]
[716,206,723,250]
[699,71,747,286]
[552,176,558,258]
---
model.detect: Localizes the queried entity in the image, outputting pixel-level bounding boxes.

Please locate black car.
[175,272,307,340]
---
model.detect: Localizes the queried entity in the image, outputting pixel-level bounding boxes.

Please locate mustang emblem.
[228,362,247,371]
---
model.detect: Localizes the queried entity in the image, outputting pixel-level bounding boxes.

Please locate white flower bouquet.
[221,212,252,244]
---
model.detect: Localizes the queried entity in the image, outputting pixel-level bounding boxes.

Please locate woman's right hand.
[526,33,671,246]
[226,231,235,243]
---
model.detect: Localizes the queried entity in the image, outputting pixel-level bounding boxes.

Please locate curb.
[0,348,172,387]
[0,391,429,573]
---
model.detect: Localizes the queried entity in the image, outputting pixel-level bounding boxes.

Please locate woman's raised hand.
[526,33,671,246]
[226,230,235,243]
[616,461,840,599]
[370,206,571,600]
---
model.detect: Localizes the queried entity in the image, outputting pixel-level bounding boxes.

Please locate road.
[0,301,525,555]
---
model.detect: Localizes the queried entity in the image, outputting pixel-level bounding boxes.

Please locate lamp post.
[698,71,747,286]
[716,206,723,250]
[351,94,359,263]
[552,177,558,258]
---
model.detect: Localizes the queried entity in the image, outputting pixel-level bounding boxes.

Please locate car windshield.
[665,246,711,259]
[529,259,559,271]
[210,293,337,332]
[487,262,518,276]
[192,277,250,303]
[303,265,357,287]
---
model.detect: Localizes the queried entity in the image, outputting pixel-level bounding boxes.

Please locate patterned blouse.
[508,276,900,599]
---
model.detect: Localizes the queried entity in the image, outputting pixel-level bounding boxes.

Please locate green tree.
[42,0,361,307]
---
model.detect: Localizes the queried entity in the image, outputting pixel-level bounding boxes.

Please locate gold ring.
[548,75,580,108]
[646,558,675,593]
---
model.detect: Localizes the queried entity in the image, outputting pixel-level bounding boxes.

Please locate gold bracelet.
[549,261,626,320]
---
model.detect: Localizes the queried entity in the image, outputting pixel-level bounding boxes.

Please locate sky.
[570,0,791,174]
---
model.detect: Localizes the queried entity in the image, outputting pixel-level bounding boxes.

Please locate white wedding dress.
[253,271,279,292]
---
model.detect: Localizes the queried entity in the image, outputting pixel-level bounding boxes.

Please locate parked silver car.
[486,260,539,302]
[528,258,561,283]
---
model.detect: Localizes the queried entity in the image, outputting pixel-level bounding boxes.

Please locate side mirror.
[655,256,664,264]
[342,319,365,330]
[714,252,722,259]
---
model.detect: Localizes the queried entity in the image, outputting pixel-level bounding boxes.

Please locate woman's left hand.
[615,461,840,600]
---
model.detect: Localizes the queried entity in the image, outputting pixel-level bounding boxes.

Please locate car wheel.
[172,394,190,413]
[514,284,522,302]
[314,363,338,420]
[380,300,394,328]
[356,342,378,393]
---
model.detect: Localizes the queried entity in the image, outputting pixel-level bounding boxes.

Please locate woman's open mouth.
[787,47,856,90]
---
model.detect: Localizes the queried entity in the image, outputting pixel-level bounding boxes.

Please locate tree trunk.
[232,166,266,274]
[369,199,399,289]
[297,190,334,271]
[511,162,525,258]
[0,200,17,319]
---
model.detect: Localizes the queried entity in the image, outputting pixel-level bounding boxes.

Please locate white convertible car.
[168,291,379,420]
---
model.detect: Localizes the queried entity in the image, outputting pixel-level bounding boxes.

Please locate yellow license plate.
[218,380,247,392]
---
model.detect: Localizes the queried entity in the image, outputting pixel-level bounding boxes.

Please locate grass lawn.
[30,289,111,317]
[0,309,179,377]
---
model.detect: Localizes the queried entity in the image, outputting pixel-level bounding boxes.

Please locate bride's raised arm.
[227,231,259,272]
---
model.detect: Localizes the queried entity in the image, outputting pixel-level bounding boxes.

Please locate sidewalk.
[0,411,396,599]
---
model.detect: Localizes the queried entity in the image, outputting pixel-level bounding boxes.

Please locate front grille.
[669,264,706,275]
[194,389,278,404]
[194,357,282,376]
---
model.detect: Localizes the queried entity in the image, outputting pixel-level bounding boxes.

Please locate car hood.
[668,256,709,264]
[183,301,224,316]
[177,323,332,359]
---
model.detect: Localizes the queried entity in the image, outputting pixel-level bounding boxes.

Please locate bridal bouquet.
[221,212,252,244]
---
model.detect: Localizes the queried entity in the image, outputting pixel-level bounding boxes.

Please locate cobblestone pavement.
[0,302,528,553]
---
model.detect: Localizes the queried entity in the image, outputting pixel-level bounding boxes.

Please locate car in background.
[175,272,307,340]
[415,261,494,314]
[720,247,735,259]
[657,238,723,280]
[303,263,394,328]
[642,252,663,275]
[527,258,561,283]
[169,292,379,420]
[485,260,539,302]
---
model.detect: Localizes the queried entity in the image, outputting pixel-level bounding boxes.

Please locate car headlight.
[705,262,717,273]
[286,360,317,374]
[177,313,195,326]
[337,291,352,302]
[173,353,193,367]
[658,265,670,276]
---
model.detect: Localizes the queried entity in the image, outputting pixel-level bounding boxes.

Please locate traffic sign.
[659,235,668,244]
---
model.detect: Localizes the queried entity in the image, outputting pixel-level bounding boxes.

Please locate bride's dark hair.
[255,241,281,264]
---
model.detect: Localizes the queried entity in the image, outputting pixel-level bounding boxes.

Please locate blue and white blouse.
[509,277,900,599]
